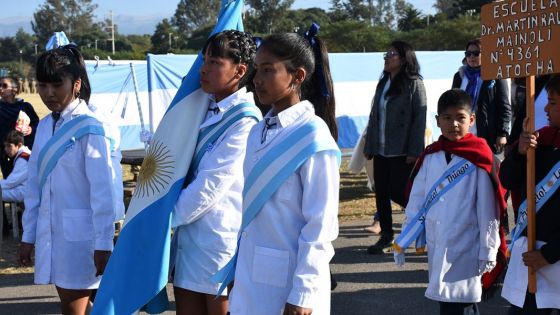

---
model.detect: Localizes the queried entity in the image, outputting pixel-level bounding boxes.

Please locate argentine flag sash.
[508,160,560,254]
[394,158,475,253]
[211,118,341,295]
[185,102,262,184]
[37,115,113,194]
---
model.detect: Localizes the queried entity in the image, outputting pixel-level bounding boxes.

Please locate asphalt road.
[0,212,516,315]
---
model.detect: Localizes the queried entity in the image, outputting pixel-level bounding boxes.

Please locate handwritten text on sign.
[480,0,560,80]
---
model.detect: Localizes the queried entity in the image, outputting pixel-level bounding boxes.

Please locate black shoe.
[367,234,394,254]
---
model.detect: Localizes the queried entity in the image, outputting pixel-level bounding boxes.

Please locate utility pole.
[106,10,116,55]
[168,32,172,51]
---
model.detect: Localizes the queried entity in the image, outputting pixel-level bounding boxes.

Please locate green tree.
[245,0,295,34]
[150,19,176,54]
[32,0,99,46]
[171,0,220,49]
[399,14,480,50]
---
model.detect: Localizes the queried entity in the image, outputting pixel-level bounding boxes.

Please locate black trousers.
[508,291,557,315]
[439,301,479,315]
[372,155,413,237]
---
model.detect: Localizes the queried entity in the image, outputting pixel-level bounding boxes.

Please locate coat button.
[242,231,247,238]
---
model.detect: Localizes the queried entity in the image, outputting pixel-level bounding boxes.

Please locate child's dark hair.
[437,89,473,114]
[545,75,560,95]
[202,30,257,89]
[259,32,338,140]
[36,45,91,103]
[383,40,422,98]
[4,130,24,145]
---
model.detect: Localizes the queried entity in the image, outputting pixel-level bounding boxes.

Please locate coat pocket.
[62,208,94,241]
[276,174,300,201]
[251,246,290,288]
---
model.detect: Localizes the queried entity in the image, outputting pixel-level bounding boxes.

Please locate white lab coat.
[502,237,560,309]
[172,88,258,295]
[0,146,30,202]
[405,152,500,303]
[22,99,120,289]
[228,101,340,315]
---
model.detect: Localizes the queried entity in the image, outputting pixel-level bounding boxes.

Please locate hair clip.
[253,36,262,49]
[304,22,320,47]
[45,31,70,51]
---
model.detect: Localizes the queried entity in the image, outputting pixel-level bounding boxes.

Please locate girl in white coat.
[18,44,121,315]
[171,30,260,315]
[222,26,340,315]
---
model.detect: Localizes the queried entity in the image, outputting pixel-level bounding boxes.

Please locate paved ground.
[0,210,517,315]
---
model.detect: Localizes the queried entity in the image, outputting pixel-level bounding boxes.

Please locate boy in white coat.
[0,130,30,203]
[393,89,505,315]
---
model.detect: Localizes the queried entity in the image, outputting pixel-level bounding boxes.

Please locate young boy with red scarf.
[393,89,507,315]
[500,76,560,314]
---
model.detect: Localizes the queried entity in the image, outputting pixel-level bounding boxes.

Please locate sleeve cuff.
[21,232,36,244]
[479,247,498,261]
[540,244,560,264]
[287,287,315,309]
[95,239,114,251]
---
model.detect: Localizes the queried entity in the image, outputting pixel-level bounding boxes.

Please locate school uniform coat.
[22,99,120,289]
[500,143,560,309]
[171,88,259,295]
[405,151,500,303]
[0,146,30,202]
[228,101,339,315]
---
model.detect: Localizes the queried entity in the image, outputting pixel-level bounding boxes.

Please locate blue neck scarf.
[464,66,481,111]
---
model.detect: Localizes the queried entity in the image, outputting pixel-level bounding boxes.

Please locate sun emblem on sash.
[547,180,554,187]
[134,140,175,198]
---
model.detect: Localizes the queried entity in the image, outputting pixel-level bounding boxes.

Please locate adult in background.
[452,38,511,154]
[363,40,427,254]
[0,76,39,177]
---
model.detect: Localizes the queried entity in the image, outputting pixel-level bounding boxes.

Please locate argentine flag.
[91,1,246,314]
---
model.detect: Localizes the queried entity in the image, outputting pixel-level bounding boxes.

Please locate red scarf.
[407,133,508,295]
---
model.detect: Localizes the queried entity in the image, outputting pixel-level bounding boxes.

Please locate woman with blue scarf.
[452,38,511,154]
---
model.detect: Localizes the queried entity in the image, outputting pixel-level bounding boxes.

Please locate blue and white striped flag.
[91,1,245,314]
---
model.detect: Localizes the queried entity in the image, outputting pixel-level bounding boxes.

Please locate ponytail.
[302,24,337,141]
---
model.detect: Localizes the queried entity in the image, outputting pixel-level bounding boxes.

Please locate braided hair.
[36,45,91,103]
[202,29,257,89]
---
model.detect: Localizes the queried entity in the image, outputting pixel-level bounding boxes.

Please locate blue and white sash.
[184,102,262,185]
[37,115,114,194]
[508,160,560,254]
[394,158,475,253]
[170,102,261,273]
[210,118,341,295]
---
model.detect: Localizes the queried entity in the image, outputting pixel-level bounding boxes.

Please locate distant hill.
[0,14,164,37]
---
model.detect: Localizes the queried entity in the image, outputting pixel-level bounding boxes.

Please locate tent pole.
[130,63,148,150]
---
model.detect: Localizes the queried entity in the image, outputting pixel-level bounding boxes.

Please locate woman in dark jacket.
[0,76,39,177]
[452,39,511,154]
[363,40,427,254]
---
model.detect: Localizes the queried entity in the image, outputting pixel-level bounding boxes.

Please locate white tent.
[87,51,543,151]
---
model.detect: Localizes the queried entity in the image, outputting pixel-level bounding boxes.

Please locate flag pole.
[526,75,537,293]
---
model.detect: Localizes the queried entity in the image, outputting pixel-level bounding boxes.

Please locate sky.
[2,0,437,36]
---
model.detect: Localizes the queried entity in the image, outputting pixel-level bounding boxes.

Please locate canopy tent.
[87,51,546,151]
[86,60,149,150]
